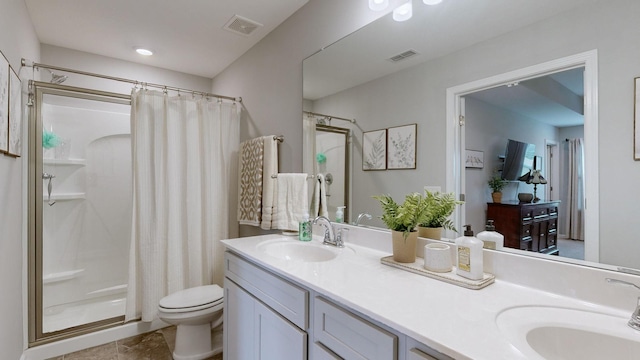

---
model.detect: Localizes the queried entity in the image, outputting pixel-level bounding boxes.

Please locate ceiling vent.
[387,49,419,62]
[223,15,263,36]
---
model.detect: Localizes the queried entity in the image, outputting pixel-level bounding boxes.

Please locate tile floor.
[47,326,223,360]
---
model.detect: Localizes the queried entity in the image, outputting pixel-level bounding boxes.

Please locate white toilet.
[158,284,224,360]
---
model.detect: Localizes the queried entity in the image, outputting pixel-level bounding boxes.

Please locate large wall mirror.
[303,0,640,273]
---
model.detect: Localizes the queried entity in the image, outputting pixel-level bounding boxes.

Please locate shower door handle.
[43,172,56,206]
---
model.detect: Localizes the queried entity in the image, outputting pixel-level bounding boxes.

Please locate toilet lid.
[159,285,223,310]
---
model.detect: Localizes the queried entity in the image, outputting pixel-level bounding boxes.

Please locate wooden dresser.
[486,201,560,255]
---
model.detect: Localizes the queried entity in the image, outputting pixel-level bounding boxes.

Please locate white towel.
[237,137,264,226]
[261,136,278,230]
[274,173,309,231]
[311,173,328,218]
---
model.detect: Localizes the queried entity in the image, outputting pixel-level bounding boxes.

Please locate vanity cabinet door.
[311,341,343,360]
[255,299,308,359]
[224,277,308,360]
[224,278,257,360]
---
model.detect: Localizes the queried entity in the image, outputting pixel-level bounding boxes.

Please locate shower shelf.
[43,158,86,166]
[43,193,86,201]
[43,269,85,284]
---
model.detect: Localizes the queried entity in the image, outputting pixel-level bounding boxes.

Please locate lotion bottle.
[336,206,346,223]
[299,212,312,241]
[477,220,504,250]
[455,225,484,280]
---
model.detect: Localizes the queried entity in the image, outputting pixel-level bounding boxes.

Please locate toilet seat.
[159,285,223,313]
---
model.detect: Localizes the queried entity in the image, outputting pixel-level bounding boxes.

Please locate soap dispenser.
[336,206,346,223]
[298,212,312,241]
[477,220,504,250]
[455,225,484,280]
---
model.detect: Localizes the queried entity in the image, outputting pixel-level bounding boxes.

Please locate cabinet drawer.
[520,224,532,240]
[532,207,548,219]
[314,296,398,360]
[548,218,557,231]
[224,251,308,329]
[521,209,533,223]
[406,337,453,360]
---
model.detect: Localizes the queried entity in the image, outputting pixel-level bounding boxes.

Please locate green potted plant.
[488,172,508,203]
[417,191,464,240]
[373,192,429,263]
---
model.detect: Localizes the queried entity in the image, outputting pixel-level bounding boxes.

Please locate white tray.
[381,256,495,290]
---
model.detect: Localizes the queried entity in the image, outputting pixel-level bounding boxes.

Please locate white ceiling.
[303,0,596,101]
[24,0,309,78]
[303,0,594,128]
[467,67,585,128]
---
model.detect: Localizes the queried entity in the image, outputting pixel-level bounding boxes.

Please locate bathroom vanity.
[221,225,640,359]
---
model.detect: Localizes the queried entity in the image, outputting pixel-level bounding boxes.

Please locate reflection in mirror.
[463,67,586,262]
[303,111,352,223]
[303,0,640,273]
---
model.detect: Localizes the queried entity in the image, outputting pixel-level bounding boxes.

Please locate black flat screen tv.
[502,139,535,180]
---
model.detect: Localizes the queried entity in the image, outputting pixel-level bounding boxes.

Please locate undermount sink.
[496,306,640,360]
[257,239,352,262]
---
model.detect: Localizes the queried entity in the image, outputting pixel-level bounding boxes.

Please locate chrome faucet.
[605,278,640,331]
[312,216,344,247]
[353,212,372,226]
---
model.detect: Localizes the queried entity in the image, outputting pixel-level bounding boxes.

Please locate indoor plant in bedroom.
[373,192,429,263]
[417,191,464,240]
[488,172,508,203]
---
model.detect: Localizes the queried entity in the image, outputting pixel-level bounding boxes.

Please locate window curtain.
[125,89,240,322]
[568,138,585,241]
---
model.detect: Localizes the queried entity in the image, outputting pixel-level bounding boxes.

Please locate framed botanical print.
[362,129,386,170]
[635,77,640,160]
[465,149,484,168]
[8,66,21,157]
[387,124,416,170]
[0,52,8,153]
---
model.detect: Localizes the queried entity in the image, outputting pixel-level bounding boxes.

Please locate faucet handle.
[606,278,640,331]
[605,278,640,291]
[335,227,348,247]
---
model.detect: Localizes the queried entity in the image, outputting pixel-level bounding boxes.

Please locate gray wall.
[211,0,394,236]
[0,0,40,357]
[464,97,559,234]
[216,0,640,268]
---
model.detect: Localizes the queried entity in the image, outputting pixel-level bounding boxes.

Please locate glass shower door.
[30,83,132,344]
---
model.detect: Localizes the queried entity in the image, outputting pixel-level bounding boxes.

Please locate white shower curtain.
[125,89,240,322]
[568,138,585,241]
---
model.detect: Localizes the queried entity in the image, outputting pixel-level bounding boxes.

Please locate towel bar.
[271,174,318,179]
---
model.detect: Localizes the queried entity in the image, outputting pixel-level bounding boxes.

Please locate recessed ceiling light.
[393,1,413,22]
[369,0,389,11]
[423,0,443,5]
[135,48,153,56]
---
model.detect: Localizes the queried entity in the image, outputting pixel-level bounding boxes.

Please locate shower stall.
[28,82,132,345]
[315,124,350,222]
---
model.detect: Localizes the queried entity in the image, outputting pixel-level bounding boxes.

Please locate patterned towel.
[237,137,264,226]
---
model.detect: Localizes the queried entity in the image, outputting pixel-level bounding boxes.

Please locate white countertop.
[221,231,631,360]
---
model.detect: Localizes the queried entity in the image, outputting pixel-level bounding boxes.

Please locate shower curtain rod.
[21,58,242,103]
[304,111,355,123]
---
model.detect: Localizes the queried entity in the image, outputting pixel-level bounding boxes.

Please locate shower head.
[46,69,68,84]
